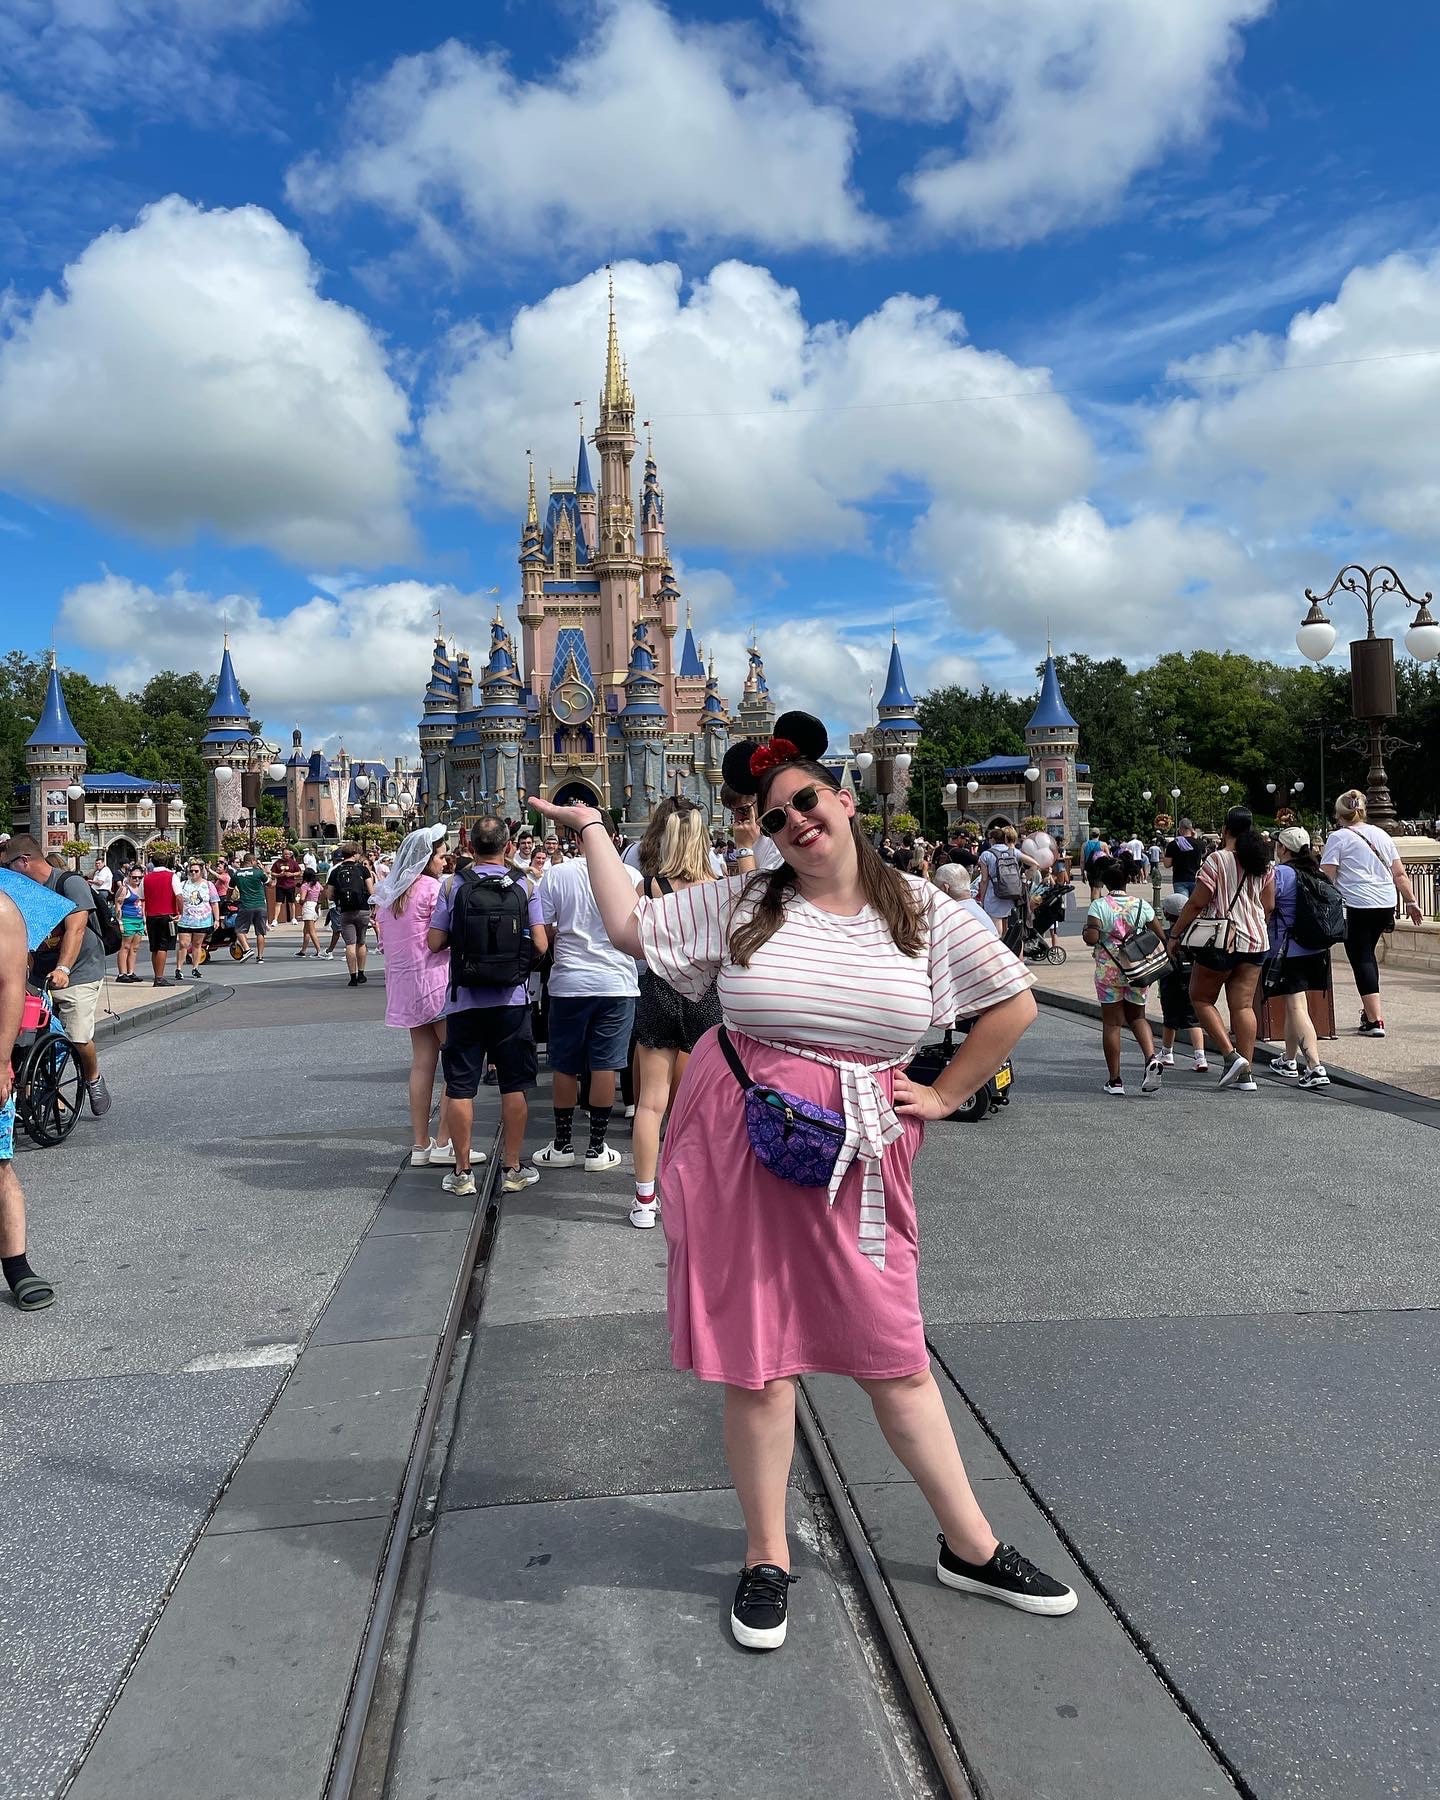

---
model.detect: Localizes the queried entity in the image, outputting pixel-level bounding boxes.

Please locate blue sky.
[1,0,1437,755]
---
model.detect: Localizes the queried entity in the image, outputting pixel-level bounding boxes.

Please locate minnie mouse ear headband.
[720,712,830,797]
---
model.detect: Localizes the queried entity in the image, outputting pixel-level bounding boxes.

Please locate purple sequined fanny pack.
[718,1026,846,1189]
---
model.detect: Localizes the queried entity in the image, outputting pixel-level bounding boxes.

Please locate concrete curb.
[94,983,211,1042]
[1034,984,1440,1113]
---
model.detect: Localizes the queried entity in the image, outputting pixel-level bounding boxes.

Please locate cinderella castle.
[418,278,776,833]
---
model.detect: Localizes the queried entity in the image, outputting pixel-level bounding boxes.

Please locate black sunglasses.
[759,785,822,838]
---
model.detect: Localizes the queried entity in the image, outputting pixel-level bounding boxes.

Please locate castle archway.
[551,779,602,808]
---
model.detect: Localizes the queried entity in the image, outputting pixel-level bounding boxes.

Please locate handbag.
[1098,899,1171,987]
[717,1026,847,1189]
[1180,868,1249,963]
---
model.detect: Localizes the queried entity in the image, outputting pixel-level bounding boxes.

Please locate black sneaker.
[357,970,368,985]
[1357,1016,1385,1037]
[730,1563,797,1650]
[936,1536,1077,1615]
[348,973,359,987]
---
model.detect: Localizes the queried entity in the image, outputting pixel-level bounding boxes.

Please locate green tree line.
[1,651,259,845]
[909,649,1440,837]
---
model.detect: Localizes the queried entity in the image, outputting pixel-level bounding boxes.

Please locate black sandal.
[11,1274,55,1311]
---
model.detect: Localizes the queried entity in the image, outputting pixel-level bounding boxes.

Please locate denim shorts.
[547,995,637,1076]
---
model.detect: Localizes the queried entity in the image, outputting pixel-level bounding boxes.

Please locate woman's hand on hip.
[892,1068,959,1121]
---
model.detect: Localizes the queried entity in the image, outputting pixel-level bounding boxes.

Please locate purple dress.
[376,874,449,1028]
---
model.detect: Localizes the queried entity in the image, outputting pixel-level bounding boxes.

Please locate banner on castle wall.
[1042,761,1068,839]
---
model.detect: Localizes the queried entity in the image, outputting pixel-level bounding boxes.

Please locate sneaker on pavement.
[348,973,358,987]
[936,1536,1077,1616]
[1140,1057,1164,1094]
[428,1141,456,1166]
[1298,1064,1331,1089]
[630,1199,658,1229]
[532,1141,576,1168]
[585,1143,622,1172]
[501,1165,540,1192]
[1159,1049,1175,1067]
[1102,1078,1125,1097]
[441,1169,477,1196]
[1269,1058,1300,1080]
[192,967,203,979]
[1236,1072,1258,1091]
[730,1564,797,1650]
[623,1103,637,1119]
[321,950,335,960]
[410,1144,433,1167]
[1358,1016,1386,1037]
[1218,1053,1251,1089]
[86,1076,113,1118]
[1193,1054,1210,1072]
[242,950,258,963]
[357,970,368,984]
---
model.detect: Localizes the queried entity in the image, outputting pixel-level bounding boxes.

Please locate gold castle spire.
[525,454,538,528]
[602,265,631,414]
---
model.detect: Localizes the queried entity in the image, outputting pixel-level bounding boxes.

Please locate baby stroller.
[10,987,83,1147]
[1022,882,1072,966]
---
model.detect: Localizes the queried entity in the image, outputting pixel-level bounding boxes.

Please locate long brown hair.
[728,757,926,967]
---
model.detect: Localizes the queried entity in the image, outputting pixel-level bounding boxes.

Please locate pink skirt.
[658,1028,929,1390]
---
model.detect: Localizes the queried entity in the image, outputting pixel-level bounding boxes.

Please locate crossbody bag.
[1180,869,1253,966]
[717,1025,847,1189]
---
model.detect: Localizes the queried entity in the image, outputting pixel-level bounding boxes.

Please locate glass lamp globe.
[65,783,85,800]
[354,773,371,794]
[266,761,286,782]
[1142,789,1152,801]
[855,752,873,772]
[966,777,979,794]
[136,797,154,818]
[1404,614,1440,662]
[213,764,234,782]
[943,782,958,801]
[1170,787,1181,799]
[1296,612,1337,661]
[1293,780,1305,793]
[894,751,913,775]
[1266,782,1277,794]
[1024,765,1041,782]
[1219,783,1230,796]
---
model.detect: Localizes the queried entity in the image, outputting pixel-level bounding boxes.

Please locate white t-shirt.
[536,857,643,997]
[92,865,114,893]
[1124,838,1145,862]
[1320,823,1398,910]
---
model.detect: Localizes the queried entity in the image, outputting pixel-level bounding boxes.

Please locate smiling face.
[757,764,857,876]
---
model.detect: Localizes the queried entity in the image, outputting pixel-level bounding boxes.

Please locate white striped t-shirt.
[636,874,1033,1059]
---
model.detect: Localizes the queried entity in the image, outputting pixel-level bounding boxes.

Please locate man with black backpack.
[326,845,375,988]
[426,816,540,1197]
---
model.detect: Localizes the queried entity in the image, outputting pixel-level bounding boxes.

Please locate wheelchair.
[10,988,84,1147]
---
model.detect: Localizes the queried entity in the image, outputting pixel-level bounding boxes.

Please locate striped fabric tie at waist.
[738,1032,909,1272]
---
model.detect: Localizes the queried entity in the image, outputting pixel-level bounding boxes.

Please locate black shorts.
[1157,967,1198,1031]
[145,916,177,951]
[1264,952,1329,995]
[441,1005,537,1099]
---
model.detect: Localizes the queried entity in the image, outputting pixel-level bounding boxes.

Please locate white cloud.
[780,0,1270,245]
[286,0,876,261]
[1145,249,1440,540]
[57,571,488,747]
[422,258,1091,554]
[0,196,414,563]
[0,0,293,147]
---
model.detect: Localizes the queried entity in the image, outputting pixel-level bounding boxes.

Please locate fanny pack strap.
[717,1024,753,1093]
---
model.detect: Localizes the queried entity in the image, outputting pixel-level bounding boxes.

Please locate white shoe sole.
[1140,1067,1163,1094]
[629,1205,657,1229]
[936,1563,1078,1615]
[585,1150,622,1172]
[1102,1086,1125,1097]
[532,1147,575,1167]
[502,1172,540,1191]
[730,1611,787,1649]
[428,1145,456,1166]
[409,1151,430,1166]
[1217,1058,1250,1089]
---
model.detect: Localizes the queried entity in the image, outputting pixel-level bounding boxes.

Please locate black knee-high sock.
[552,1106,574,1151]
[2,1254,35,1292]
[587,1104,612,1154]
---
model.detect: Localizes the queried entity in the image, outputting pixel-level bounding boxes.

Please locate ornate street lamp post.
[1296,563,1440,829]
[214,744,286,854]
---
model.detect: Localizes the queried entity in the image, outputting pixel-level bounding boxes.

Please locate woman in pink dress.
[533,713,1076,1653]
[372,825,455,1167]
